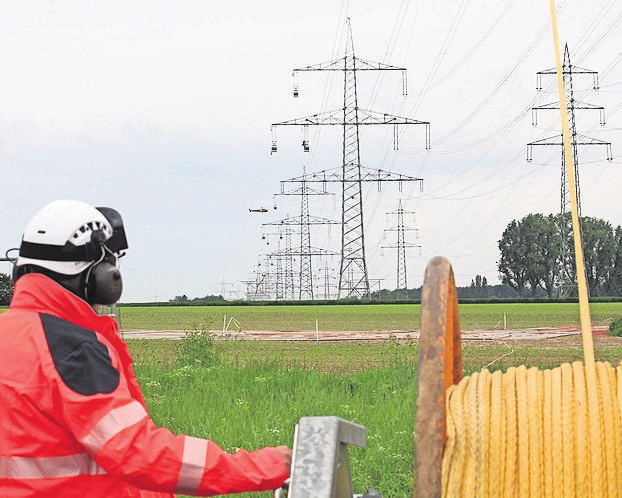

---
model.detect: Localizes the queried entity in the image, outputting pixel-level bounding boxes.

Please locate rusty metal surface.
[414,257,463,498]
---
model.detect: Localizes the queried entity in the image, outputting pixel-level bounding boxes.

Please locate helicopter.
[249,203,277,213]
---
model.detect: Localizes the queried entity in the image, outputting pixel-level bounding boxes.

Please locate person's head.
[14,200,129,305]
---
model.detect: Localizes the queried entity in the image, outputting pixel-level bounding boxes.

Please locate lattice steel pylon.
[271,19,430,298]
[527,44,612,295]
[264,174,338,300]
[316,263,337,300]
[262,232,287,300]
[382,199,420,297]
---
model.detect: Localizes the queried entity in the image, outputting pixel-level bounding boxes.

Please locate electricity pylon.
[527,44,612,295]
[264,174,338,300]
[243,260,271,300]
[262,231,288,300]
[271,19,430,298]
[382,199,420,298]
[316,263,337,300]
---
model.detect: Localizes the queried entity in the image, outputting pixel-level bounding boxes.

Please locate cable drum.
[441,362,622,497]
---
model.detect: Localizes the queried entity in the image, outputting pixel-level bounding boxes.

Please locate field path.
[120,326,608,341]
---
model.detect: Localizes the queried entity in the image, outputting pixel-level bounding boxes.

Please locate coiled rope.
[442,362,622,497]
[438,2,621,496]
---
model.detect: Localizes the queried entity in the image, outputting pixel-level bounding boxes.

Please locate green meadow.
[117,302,622,332]
[129,332,622,497]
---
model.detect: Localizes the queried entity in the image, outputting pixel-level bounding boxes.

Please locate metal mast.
[528,44,612,294]
[264,176,337,299]
[316,263,336,300]
[271,19,430,298]
[261,232,287,300]
[382,199,420,297]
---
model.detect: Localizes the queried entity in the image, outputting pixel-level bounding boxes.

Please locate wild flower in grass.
[340,404,354,416]
[392,453,406,460]
[253,376,268,382]
[148,394,165,405]
[173,365,194,378]
[235,399,246,405]
[267,428,281,434]
[145,380,162,388]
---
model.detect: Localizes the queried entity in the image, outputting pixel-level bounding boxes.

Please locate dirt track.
[121,326,614,344]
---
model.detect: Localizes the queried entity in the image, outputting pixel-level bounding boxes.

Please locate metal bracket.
[288,416,366,498]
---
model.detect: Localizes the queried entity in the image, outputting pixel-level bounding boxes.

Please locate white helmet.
[16,200,128,275]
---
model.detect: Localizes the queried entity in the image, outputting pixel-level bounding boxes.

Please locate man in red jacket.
[0,200,291,497]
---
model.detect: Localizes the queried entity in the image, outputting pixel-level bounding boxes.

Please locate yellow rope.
[441,362,622,497]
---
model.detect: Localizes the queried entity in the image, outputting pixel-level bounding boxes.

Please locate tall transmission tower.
[271,19,430,298]
[382,199,420,297]
[527,44,612,294]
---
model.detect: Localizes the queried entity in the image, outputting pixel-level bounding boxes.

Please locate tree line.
[498,213,622,297]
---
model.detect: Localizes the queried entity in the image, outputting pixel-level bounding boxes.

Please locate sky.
[1,0,622,302]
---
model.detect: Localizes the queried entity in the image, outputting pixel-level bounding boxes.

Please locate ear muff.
[84,261,123,305]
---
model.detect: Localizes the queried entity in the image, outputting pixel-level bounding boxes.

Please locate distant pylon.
[266,168,338,300]
[382,199,420,297]
[528,44,612,295]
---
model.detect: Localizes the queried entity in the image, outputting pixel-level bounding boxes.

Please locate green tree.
[498,214,560,297]
[610,226,622,295]
[0,273,12,305]
[521,214,549,297]
[497,220,529,297]
[580,216,617,296]
[499,213,622,298]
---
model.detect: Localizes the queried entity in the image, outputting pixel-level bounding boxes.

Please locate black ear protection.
[84,250,123,306]
[82,208,128,305]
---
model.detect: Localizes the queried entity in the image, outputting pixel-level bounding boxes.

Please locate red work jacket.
[0,274,288,497]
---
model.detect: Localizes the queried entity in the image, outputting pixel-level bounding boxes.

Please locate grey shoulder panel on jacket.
[40,313,120,395]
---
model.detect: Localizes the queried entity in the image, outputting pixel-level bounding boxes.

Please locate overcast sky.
[1,0,621,301]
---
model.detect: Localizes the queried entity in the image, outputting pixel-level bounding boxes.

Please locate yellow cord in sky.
[547,0,595,368]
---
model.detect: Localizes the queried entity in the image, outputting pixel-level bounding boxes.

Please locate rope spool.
[442,362,622,497]
[413,258,622,497]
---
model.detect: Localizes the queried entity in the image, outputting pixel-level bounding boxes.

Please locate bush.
[177,325,220,367]
[609,316,622,337]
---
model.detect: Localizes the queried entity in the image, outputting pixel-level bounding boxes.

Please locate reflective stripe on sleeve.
[175,436,208,494]
[81,400,148,454]
[0,453,106,479]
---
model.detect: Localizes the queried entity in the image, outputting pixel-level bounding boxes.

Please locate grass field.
[129,333,622,497]
[117,302,622,331]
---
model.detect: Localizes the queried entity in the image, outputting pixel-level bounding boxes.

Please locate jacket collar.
[10,273,120,343]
